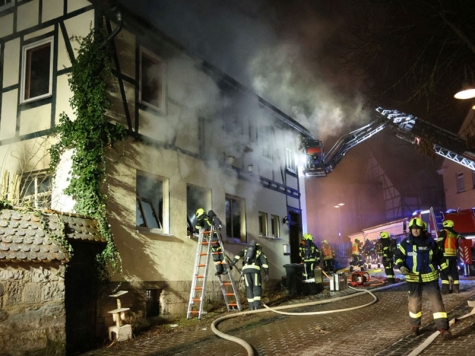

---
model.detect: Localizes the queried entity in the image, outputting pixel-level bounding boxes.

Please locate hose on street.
[211,284,383,356]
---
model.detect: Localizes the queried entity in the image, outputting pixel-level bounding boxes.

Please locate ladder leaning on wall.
[186,224,242,319]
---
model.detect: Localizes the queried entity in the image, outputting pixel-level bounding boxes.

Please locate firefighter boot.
[453,284,460,294]
[439,329,452,340]
[441,283,450,295]
[411,327,420,337]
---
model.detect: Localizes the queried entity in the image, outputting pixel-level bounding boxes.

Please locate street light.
[334,203,345,245]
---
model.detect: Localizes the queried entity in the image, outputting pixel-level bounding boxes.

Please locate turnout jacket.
[395,233,444,283]
[437,227,464,258]
[232,246,269,274]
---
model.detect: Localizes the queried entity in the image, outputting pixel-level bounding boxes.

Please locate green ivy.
[49,26,127,280]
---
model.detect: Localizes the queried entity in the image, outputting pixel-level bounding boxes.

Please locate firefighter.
[437,219,465,294]
[321,239,336,273]
[380,231,395,284]
[374,238,383,266]
[229,241,269,310]
[362,238,375,267]
[194,208,227,276]
[395,217,451,339]
[299,234,321,279]
[350,238,364,272]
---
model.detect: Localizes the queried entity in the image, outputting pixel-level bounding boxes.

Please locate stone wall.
[0,263,66,355]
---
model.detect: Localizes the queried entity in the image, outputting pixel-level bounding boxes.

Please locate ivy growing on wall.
[49,26,127,280]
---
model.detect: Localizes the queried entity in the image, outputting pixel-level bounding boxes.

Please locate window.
[187,185,210,235]
[258,126,273,160]
[286,148,296,172]
[140,48,165,110]
[225,195,245,242]
[136,173,163,230]
[456,172,465,192]
[271,214,280,238]
[258,212,268,236]
[21,37,53,102]
[145,289,160,317]
[0,0,14,11]
[20,172,52,209]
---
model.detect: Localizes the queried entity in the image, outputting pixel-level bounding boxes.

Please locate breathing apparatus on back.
[245,240,257,264]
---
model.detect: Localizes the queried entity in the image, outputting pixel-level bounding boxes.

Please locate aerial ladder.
[186,216,241,319]
[300,107,475,176]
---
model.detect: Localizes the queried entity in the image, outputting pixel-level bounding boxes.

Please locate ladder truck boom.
[301,107,475,176]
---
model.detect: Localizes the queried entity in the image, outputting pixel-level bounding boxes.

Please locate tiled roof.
[0,209,105,263]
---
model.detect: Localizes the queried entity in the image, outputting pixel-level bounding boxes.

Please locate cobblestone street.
[82,277,475,356]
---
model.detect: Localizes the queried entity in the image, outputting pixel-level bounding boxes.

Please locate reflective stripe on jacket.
[395,235,440,283]
[438,228,459,257]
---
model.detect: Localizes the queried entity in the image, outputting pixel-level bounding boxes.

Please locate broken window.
[225,195,245,242]
[136,173,163,230]
[187,184,210,235]
[21,37,53,102]
[140,48,165,110]
[20,171,52,209]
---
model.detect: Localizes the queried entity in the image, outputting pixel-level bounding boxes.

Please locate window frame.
[257,125,273,161]
[20,37,54,103]
[456,172,465,193]
[0,0,14,11]
[271,214,280,238]
[19,171,52,209]
[136,172,169,234]
[225,195,246,243]
[285,148,296,172]
[139,47,166,112]
[258,211,268,237]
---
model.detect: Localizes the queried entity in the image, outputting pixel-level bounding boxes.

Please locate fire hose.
[211,284,381,356]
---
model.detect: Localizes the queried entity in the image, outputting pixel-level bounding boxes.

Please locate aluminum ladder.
[186,224,241,319]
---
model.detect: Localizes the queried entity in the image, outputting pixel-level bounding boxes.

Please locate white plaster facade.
[0,0,312,323]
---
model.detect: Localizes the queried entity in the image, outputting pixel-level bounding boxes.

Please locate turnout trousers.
[244,272,262,309]
[407,280,448,331]
[440,257,459,291]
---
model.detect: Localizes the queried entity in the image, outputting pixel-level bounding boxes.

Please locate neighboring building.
[0,0,313,352]
[439,109,475,210]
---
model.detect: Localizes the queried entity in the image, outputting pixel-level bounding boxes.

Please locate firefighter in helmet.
[380,231,395,284]
[194,208,227,276]
[229,240,269,310]
[350,238,364,272]
[395,217,450,339]
[299,233,321,279]
[321,239,336,273]
[437,219,465,294]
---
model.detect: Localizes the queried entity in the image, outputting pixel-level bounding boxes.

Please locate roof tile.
[0,209,105,263]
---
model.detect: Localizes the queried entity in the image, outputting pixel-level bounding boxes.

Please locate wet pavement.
[81,275,475,356]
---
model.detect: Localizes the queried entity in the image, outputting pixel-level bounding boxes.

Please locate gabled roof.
[0,209,104,264]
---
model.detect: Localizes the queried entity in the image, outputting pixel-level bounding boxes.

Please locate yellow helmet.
[409,217,424,229]
[303,233,313,241]
[323,239,328,244]
[380,231,389,238]
[195,208,205,218]
[443,220,454,228]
